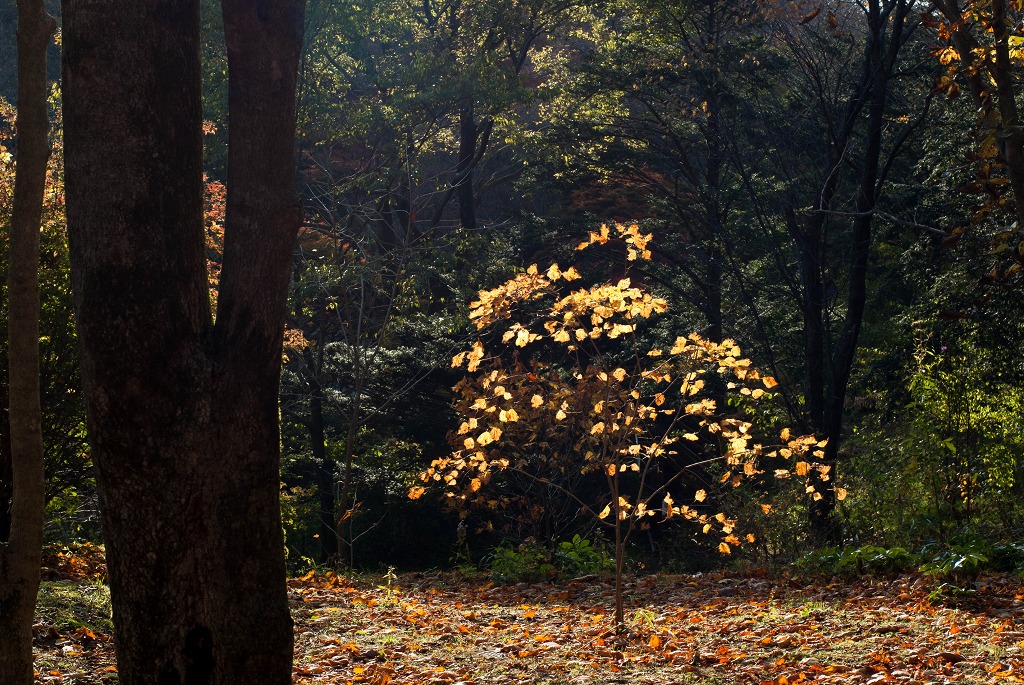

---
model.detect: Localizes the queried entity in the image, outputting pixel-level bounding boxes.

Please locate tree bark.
[306,345,337,563]
[61,0,303,683]
[456,102,478,231]
[807,0,910,545]
[0,0,55,681]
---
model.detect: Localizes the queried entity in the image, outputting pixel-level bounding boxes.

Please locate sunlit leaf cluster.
[413,223,832,552]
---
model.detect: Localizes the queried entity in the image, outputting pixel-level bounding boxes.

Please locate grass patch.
[36,580,113,635]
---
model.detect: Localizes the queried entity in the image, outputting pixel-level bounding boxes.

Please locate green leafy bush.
[489,536,612,582]
[990,543,1024,572]
[554,535,614,577]
[796,545,919,577]
[490,542,556,583]
[919,541,988,582]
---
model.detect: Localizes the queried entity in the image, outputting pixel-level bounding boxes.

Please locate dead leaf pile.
[33,569,1024,684]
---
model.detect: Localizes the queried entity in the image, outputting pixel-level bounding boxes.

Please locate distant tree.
[61,0,303,683]
[0,0,55,680]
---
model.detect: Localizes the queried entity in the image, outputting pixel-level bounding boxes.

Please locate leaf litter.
[32,565,1024,684]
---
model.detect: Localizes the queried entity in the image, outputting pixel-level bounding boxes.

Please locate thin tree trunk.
[307,345,336,563]
[988,0,1024,230]
[456,102,478,231]
[611,472,624,629]
[335,372,362,568]
[61,0,303,682]
[0,0,55,681]
[809,0,909,545]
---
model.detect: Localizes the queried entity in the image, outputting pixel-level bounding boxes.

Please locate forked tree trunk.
[61,0,304,683]
[0,0,55,681]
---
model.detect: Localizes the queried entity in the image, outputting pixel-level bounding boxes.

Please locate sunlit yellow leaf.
[835,487,848,501]
[531,394,544,408]
[408,486,425,500]
[718,542,731,554]
[694,489,706,502]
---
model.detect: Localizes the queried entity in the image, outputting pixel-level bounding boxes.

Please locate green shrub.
[990,542,1024,572]
[796,545,919,577]
[554,535,613,577]
[917,538,1003,603]
[490,542,556,583]
[919,540,989,582]
[489,536,612,582]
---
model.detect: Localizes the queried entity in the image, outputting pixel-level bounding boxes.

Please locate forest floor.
[31,547,1024,685]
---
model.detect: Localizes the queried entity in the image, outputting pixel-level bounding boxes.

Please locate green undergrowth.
[36,580,113,635]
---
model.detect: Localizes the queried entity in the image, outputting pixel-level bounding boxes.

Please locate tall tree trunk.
[306,345,336,563]
[988,0,1024,230]
[456,102,478,231]
[703,89,724,344]
[808,0,909,545]
[0,0,55,681]
[61,0,303,683]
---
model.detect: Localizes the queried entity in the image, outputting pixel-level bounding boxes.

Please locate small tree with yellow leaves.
[410,223,832,627]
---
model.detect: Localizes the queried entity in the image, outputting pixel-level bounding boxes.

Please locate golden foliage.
[413,224,834,550]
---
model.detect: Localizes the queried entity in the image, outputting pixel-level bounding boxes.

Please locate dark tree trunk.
[806,0,909,545]
[61,0,303,683]
[306,345,336,562]
[0,0,55,681]
[456,102,478,231]
[704,90,724,344]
